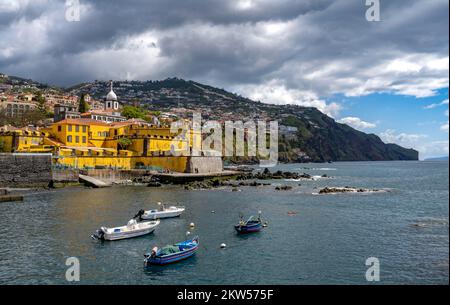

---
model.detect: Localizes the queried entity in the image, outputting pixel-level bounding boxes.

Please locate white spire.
[106,80,117,101]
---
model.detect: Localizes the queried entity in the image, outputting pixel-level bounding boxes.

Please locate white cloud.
[379,129,449,159]
[380,129,427,148]
[337,117,377,130]
[0,0,21,13]
[234,79,341,117]
[424,99,449,109]
[0,0,447,100]
[440,122,449,133]
[419,140,449,159]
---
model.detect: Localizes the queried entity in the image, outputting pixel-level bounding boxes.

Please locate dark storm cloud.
[0,0,448,100]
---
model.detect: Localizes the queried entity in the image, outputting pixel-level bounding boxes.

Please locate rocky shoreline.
[181,168,319,190]
[317,186,387,194]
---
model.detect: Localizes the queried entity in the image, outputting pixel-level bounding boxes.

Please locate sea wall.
[54,155,223,174]
[0,153,52,187]
[52,168,79,183]
[78,169,153,184]
[55,156,190,173]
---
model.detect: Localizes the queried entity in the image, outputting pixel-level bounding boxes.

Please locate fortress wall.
[52,155,223,175]
[0,153,52,187]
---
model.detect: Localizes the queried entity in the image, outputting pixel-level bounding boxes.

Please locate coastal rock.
[318,187,382,194]
[275,185,293,191]
[237,169,313,181]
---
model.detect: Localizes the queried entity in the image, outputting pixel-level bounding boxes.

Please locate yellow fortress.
[0,84,220,173]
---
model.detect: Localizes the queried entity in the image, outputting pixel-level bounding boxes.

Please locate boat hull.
[141,208,185,220]
[99,220,161,241]
[145,237,199,266]
[234,223,262,234]
[104,227,156,241]
[146,245,198,265]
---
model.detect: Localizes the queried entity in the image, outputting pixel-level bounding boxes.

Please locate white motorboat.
[92,219,160,241]
[136,202,185,220]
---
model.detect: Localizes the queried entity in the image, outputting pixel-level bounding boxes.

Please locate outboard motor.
[91,229,105,240]
[133,209,145,221]
[151,247,158,258]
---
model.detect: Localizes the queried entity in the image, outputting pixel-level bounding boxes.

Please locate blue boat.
[234,214,263,233]
[144,236,199,265]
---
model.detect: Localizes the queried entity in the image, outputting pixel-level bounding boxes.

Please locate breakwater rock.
[275,185,293,191]
[236,168,313,181]
[318,186,386,194]
[182,168,311,190]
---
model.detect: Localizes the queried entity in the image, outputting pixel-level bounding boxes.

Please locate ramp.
[79,174,111,188]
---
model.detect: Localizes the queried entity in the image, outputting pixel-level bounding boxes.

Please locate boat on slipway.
[136,202,185,220]
[91,219,160,241]
[144,236,199,265]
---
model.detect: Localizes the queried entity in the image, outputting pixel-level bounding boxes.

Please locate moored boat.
[234,213,263,234]
[136,202,185,220]
[91,219,160,241]
[144,236,199,265]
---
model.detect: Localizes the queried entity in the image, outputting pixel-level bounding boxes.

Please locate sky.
[0,0,448,159]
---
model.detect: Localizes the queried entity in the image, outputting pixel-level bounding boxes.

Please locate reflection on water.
[0,161,448,284]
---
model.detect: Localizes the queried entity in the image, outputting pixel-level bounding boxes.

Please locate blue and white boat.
[234,213,263,234]
[144,236,199,265]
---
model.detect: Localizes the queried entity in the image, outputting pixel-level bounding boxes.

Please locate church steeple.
[105,81,119,111]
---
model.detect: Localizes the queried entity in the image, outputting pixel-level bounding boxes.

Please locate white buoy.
[211,210,215,213]
[186,231,191,236]
[190,222,195,228]
[220,243,226,248]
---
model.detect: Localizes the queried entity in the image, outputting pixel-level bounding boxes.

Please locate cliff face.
[278,108,418,162]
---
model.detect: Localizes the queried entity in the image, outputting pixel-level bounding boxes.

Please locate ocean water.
[0,161,448,284]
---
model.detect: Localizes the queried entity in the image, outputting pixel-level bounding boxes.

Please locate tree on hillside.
[121,105,147,119]
[78,94,90,113]
[149,110,161,117]
[35,92,47,113]
[0,107,47,127]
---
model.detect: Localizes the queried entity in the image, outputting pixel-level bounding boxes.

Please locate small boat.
[91,219,160,241]
[144,236,199,265]
[135,202,185,220]
[234,212,264,233]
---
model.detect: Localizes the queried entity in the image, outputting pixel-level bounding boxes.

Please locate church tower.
[105,81,119,111]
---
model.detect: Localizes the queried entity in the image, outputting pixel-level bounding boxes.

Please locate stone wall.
[186,156,223,173]
[79,169,153,184]
[52,169,80,183]
[0,153,52,187]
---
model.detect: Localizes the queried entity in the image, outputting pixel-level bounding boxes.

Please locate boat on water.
[144,236,199,265]
[91,219,160,241]
[135,202,185,220]
[234,212,264,234]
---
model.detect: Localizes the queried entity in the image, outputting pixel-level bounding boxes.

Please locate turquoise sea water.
[0,161,448,284]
